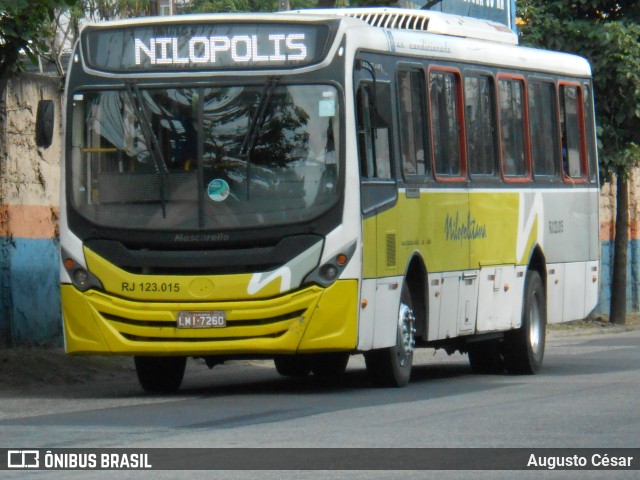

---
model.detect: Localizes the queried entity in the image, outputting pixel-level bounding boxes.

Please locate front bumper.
[61,280,358,356]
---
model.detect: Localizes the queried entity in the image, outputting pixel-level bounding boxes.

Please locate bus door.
[356,78,400,349]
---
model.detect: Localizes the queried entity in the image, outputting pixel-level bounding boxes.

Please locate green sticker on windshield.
[207,179,230,202]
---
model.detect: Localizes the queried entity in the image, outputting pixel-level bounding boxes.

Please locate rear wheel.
[134,356,186,393]
[274,356,311,377]
[504,270,546,374]
[468,340,504,374]
[365,282,415,387]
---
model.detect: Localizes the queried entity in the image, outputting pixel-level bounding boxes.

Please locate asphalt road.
[1,327,639,479]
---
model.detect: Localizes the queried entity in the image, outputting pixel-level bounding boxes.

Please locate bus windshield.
[69,83,340,231]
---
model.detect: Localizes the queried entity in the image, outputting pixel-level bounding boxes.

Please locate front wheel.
[134,356,187,393]
[274,356,311,377]
[309,352,350,378]
[504,270,546,374]
[365,283,416,387]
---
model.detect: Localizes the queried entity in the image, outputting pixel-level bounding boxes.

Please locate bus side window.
[356,83,393,180]
[465,74,498,177]
[560,84,587,180]
[529,80,560,178]
[398,68,428,180]
[498,77,530,179]
[429,68,464,180]
[357,85,375,178]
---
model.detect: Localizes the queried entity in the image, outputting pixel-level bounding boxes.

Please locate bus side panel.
[476,266,517,333]
[541,189,598,322]
[359,210,404,350]
[357,278,377,350]
[546,263,565,324]
[584,260,599,317]
[371,276,403,349]
[542,260,598,324]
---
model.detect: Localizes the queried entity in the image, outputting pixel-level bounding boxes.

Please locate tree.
[517,0,640,324]
[178,0,318,13]
[0,0,77,83]
[349,0,399,5]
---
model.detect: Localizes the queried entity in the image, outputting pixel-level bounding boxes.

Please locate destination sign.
[82,22,333,72]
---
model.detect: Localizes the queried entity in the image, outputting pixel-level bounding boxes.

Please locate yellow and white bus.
[59,7,599,391]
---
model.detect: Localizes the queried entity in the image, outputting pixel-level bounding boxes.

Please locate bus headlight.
[303,241,357,288]
[72,268,90,287]
[320,264,339,282]
[61,248,104,292]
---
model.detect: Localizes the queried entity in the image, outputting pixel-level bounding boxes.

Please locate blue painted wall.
[0,238,61,346]
[597,239,640,314]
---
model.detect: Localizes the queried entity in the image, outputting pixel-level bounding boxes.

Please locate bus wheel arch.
[364,254,425,387]
[365,279,415,387]
[527,245,547,292]
[504,264,547,374]
[404,253,428,342]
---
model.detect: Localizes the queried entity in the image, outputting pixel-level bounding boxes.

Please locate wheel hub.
[398,303,416,366]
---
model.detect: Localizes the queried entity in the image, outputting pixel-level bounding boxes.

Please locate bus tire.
[504,270,546,374]
[134,356,186,393]
[364,283,415,387]
[309,352,350,378]
[468,341,504,374]
[274,356,311,377]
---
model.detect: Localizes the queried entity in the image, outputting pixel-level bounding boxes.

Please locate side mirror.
[35,100,55,148]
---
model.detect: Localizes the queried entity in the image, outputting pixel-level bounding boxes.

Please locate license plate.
[177,311,226,328]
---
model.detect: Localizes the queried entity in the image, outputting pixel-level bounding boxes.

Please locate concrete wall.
[0,74,62,346]
[0,72,635,345]
[598,173,640,314]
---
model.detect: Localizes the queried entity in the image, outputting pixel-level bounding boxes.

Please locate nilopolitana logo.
[444,211,487,244]
[7,450,39,469]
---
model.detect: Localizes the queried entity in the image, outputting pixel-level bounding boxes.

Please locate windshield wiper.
[124,80,169,218]
[239,77,278,201]
[240,77,278,156]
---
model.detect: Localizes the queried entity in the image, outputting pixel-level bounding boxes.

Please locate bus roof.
[287,8,591,78]
[289,7,519,45]
[78,8,591,78]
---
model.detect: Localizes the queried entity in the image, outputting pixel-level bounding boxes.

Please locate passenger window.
[498,77,530,179]
[398,69,428,180]
[560,84,586,180]
[529,80,560,178]
[464,74,497,177]
[429,69,465,180]
[356,82,393,180]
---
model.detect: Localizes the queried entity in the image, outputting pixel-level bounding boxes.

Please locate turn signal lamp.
[336,254,348,266]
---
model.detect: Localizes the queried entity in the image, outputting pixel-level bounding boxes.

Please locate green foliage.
[178,0,318,13]
[0,0,77,79]
[349,0,399,6]
[517,0,640,183]
[82,0,153,20]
